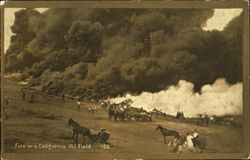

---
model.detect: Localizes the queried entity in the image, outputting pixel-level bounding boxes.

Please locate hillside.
[3,79,243,159]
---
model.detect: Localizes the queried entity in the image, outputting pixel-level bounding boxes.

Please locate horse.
[155,125,180,144]
[68,118,91,144]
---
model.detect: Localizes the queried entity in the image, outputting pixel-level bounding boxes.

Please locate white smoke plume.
[110,78,242,118]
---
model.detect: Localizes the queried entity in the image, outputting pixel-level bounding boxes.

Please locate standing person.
[22,90,26,100]
[140,107,143,113]
[120,107,125,121]
[94,106,97,114]
[77,99,81,111]
[155,110,158,118]
[88,107,92,114]
[202,113,206,126]
[108,105,114,120]
[205,114,209,126]
[28,93,34,103]
[185,132,195,152]
[62,94,65,101]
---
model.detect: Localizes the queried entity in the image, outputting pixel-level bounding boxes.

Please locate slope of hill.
[3,79,243,159]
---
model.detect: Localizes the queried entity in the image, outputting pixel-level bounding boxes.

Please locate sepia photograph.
[1,1,249,159]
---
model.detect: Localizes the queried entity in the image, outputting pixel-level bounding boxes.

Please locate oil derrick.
[143,34,151,57]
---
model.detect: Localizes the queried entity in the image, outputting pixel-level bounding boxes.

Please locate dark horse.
[155,125,180,144]
[68,118,91,144]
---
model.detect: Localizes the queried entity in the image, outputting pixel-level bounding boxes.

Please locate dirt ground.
[2,79,244,159]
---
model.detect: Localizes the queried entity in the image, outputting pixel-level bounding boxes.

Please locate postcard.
[1,1,249,159]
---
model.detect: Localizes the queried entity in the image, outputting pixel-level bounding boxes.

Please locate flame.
[110,78,242,118]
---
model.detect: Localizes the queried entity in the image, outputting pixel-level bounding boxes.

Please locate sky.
[202,8,242,31]
[4,8,243,53]
[4,8,48,53]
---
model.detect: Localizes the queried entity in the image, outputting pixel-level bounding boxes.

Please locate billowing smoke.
[5,8,243,101]
[110,78,242,117]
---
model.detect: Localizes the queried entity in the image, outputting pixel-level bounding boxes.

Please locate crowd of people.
[108,103,128,121]
[88,106,97,114]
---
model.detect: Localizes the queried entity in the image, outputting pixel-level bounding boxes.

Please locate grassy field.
[3,79,244,159]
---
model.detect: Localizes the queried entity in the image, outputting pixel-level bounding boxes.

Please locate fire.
[110,78,242,118]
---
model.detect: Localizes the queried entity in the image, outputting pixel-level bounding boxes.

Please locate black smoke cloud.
[5,8,242,99]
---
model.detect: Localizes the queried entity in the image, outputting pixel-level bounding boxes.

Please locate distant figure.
[94,106,97,114]
[163,113,167,119]
[175,111,181,119]
[77,99,81,111]
[156,111,158,118]
[108,105,114,120]
[140,107,143,113]
[181,111,184,118]
[62,94,65,101]
[101,101,107,109]
[209,115,216,125]
[88,107,92,114]
[22,91,26,100]
[28,93,34,103]
[205,114,209,126]
[124,105,127,110]
[201,114,206,125]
